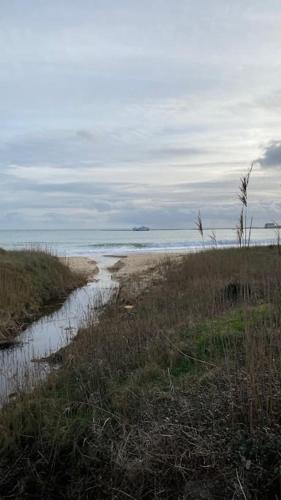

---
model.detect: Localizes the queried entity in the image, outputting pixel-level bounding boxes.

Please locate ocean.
[0,228,277,256]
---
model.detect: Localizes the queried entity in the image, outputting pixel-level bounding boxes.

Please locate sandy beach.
[60,256,98,281]
[61,252,185,297]
[107,252,185,300]
[109,252,184,278]
[63,253,185,282]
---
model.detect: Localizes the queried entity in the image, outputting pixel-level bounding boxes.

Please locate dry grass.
[1,247,281,498]
[237,163,254,248]
[0,248,84,342]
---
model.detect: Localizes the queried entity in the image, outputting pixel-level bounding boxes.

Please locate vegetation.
[0,248,84,342]
[236,162,254,247]
[1,246,281,498]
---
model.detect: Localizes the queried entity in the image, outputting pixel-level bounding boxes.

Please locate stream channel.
[0,255,119,406]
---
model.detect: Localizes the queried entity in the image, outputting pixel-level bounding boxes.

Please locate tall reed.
[195,210,204,246]
[237,162,254,247]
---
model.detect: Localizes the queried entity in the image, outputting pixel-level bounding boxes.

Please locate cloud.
[147,147,208,160]
[258,141,281,167]
[1,1,281,227]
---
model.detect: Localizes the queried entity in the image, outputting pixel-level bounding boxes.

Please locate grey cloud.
[1,1,281,228]
[0,175,249,222]
[258,141,281,167]
[147,147,208,159]
[0,131,99,167]
[0,130,140,167]
[76,130,97,142]
[0,130,208,169]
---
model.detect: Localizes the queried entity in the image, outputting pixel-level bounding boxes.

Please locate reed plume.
[209,230,217,248]
[195,210,204,246]
[237,162,254,247]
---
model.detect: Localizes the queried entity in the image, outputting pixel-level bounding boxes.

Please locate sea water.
[0,228,277,256]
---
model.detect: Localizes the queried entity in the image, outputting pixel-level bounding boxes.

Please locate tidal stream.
[0,256,118,406]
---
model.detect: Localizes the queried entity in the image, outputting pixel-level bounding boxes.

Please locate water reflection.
[0,255,118,406]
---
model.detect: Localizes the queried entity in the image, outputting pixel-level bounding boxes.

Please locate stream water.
[0,255,118,407]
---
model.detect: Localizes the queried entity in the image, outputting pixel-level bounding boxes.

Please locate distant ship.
[264,222,281,228]
[132,226,150,231]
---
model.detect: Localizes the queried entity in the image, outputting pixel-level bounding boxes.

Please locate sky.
[1,0,281,229]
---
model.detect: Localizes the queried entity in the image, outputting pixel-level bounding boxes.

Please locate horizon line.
[0,226,270,232]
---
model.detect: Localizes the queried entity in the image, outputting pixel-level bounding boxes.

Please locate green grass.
[168,304,274,382]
